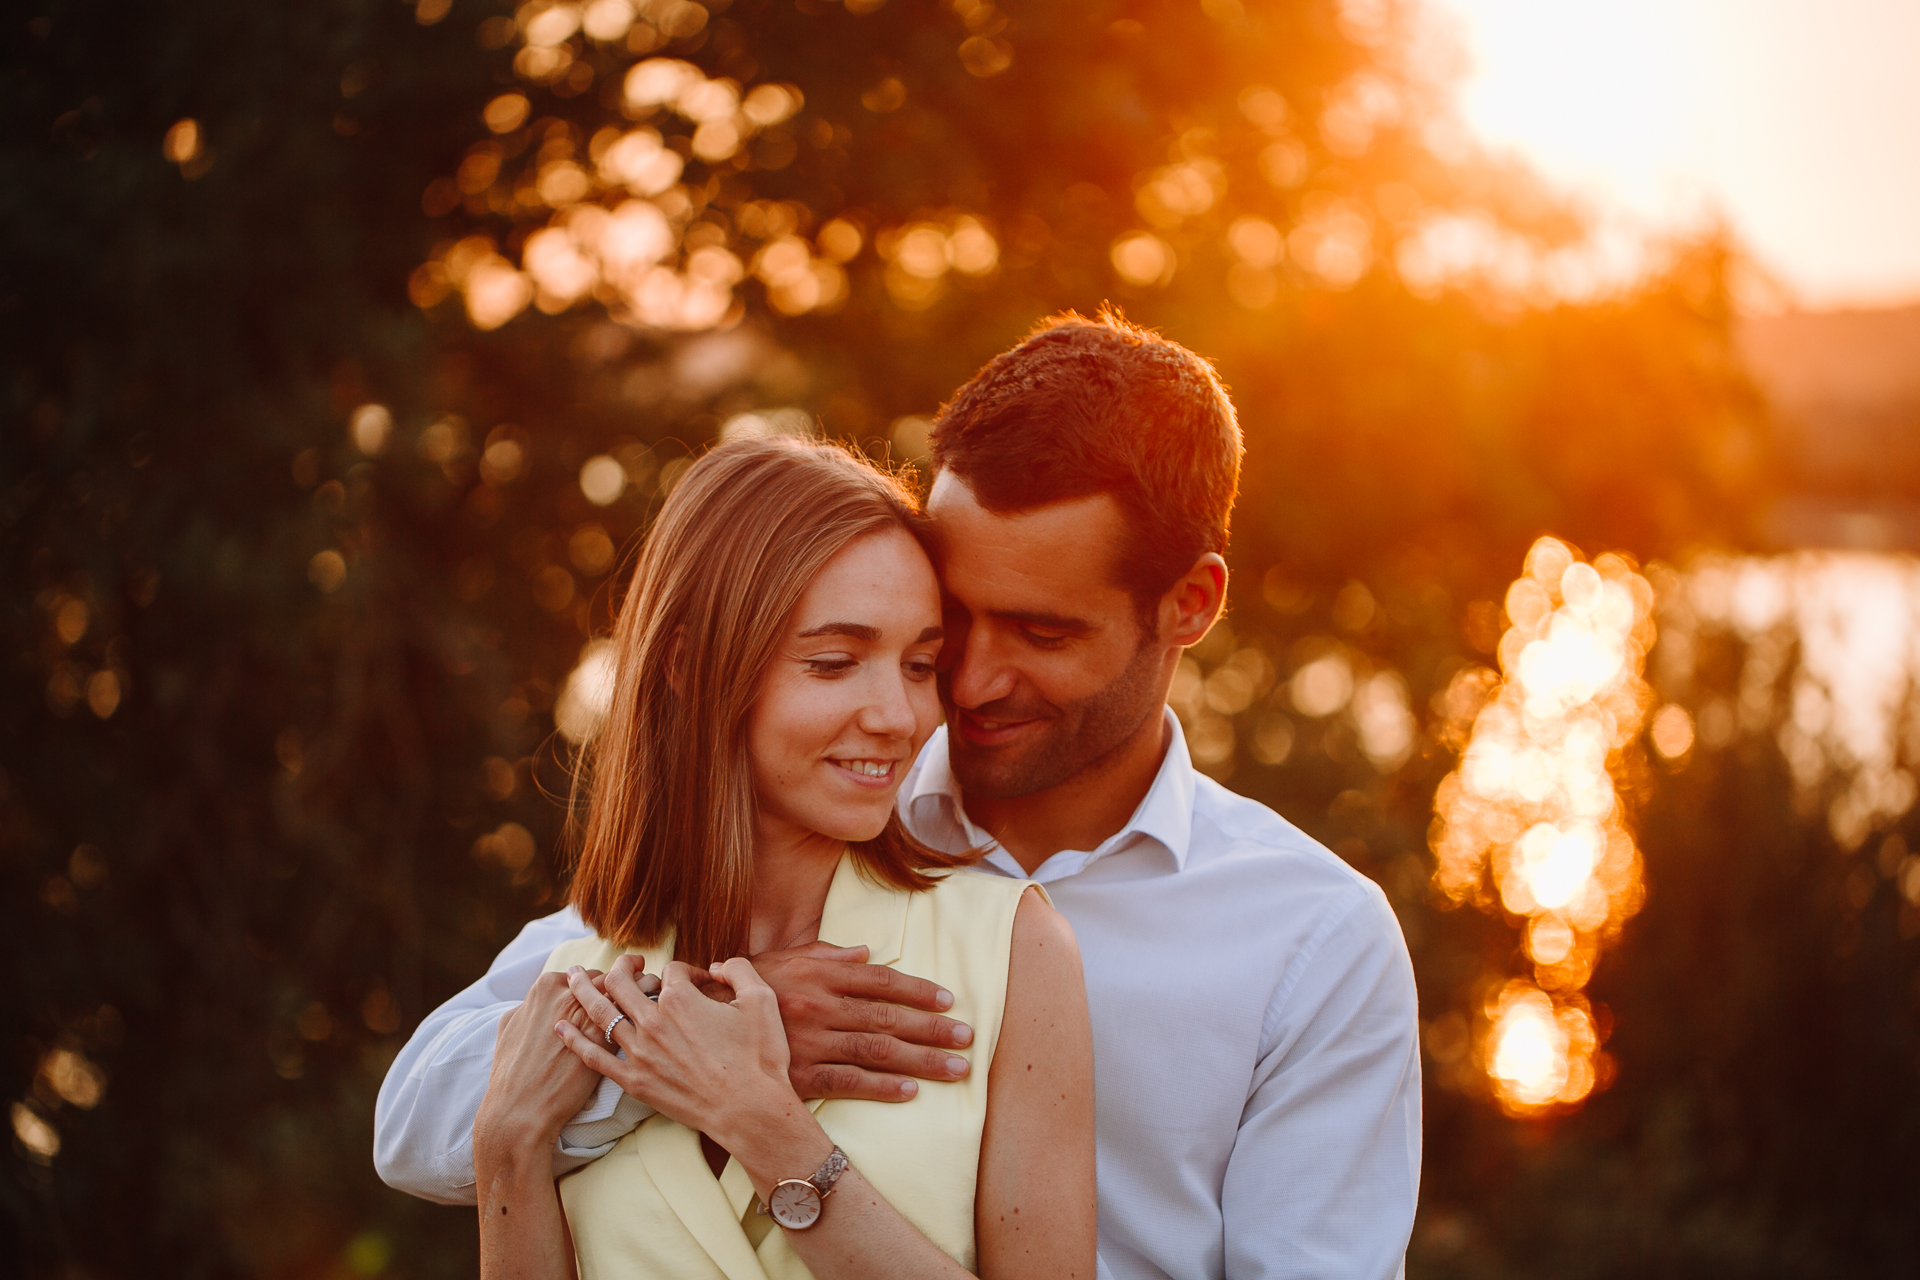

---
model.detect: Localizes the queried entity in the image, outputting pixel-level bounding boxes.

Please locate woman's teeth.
[835,759,893,778]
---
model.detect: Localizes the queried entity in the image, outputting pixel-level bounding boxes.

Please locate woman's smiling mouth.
[830,757,897,781]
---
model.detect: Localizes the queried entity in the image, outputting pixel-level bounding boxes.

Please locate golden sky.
[1426,0,1920,309]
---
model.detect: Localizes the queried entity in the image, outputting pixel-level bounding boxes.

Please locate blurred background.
[6,0,1919,1275]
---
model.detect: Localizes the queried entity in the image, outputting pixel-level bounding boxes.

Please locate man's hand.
[752,941,976,1102]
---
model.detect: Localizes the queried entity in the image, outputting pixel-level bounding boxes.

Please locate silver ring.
[604,1013,628,1045]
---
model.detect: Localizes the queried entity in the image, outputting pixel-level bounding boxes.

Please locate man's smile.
[954,708,1050,747]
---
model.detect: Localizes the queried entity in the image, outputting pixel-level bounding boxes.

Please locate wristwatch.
[757,1146,849,1230]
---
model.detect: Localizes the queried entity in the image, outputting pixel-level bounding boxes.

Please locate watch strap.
[808,1145,849,1198]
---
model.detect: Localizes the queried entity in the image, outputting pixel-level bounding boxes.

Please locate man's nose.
[945,626,1017,711]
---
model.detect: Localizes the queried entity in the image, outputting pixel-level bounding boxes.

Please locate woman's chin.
[810,807,895,846]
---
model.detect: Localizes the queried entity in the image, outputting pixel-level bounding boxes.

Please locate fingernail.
[899,1080,918,1099]
[950,1024,973,1047]
[946,1055,969,1076]
[568,965,583,977]
[934,988,954,1011]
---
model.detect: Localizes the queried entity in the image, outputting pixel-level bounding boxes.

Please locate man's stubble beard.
[942,638,1166,801]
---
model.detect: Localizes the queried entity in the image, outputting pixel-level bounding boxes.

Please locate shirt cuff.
[558,1074,653,1154]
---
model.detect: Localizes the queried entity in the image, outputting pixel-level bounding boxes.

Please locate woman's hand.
[475,972,600,1280]
[557,956,807,1156]
[474,970,603,1166]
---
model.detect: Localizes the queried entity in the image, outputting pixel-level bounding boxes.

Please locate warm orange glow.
[1431,0,1920,305]
[1432,536,1653,1115]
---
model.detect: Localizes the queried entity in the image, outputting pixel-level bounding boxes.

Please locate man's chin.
[948,737,1073,802]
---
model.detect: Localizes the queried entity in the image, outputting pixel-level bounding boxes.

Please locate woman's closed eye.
[903,656,937,681]
[804,655,859,676]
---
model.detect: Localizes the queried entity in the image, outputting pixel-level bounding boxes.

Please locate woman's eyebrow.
[797,621,881,640]
[795,622,944,643]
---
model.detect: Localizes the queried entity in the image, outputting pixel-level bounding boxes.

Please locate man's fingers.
[828,962,955,1013]
[828,1029,972,1083]
[792,1061,923,1103]
[793,941,869,963]
[841,999,973,1048]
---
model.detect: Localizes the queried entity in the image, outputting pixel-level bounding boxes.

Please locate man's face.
[926,471,1170,801]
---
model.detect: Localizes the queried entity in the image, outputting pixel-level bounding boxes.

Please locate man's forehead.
[925,472,1131,606]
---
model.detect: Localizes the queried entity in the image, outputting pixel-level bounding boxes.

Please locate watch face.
[768,1179,823,1230]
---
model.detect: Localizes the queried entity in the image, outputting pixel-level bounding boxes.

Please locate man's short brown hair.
[928,308,1243,615]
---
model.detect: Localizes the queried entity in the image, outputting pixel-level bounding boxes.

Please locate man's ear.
[1164,553,1228,648]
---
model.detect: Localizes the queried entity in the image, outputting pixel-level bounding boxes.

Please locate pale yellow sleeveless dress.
[544,855,1036,1280]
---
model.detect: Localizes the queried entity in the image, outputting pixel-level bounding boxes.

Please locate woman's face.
[747,526,945,847]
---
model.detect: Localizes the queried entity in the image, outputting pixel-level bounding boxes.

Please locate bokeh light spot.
[578,455,626,505]
[10,1103,58,1164]
[484,93,531,133]
[308,551,347,594]
[556,640,617,742]
[1432,537,1654,1113]
[349,403,392,456]
[1111,232,1174,287]
[1650,703,1695,759]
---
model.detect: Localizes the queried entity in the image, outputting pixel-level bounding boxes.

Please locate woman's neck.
[745,819,844,955]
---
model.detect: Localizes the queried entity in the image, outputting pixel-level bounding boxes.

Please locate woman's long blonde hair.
[568,436,977,966]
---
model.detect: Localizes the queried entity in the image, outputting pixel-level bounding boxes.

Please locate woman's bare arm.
[475,971,596,1280]
[975,888,1098,1280]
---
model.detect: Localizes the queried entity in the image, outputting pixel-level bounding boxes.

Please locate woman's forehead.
[789,527,939,631]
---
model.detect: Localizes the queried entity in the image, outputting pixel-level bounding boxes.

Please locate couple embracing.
[375,311,1421,1280]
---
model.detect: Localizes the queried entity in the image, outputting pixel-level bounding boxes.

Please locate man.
[376,310,1421,1279]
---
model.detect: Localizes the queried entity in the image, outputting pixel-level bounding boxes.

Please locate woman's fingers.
[603,959,663,1020]
[657,960,712,1006]
[565,965,644,1049]
[712,956,775,1009]
[554,1017,626,1076]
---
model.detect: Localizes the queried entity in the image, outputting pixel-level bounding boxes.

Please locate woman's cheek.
[909,680,941,744]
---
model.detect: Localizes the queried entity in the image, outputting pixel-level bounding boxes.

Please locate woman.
[472,436,1097,1280]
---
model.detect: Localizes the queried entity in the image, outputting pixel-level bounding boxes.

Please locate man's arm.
[375,918,982,1205]
[374,907,595,1204]
[1221,883,1422,1280]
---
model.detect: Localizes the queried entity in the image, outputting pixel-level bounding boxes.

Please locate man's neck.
[963,711,1171,875]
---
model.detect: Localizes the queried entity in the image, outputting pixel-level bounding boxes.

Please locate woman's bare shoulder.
[1006,886,1082,986]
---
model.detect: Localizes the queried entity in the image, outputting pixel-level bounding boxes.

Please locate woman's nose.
[860,669,920,738]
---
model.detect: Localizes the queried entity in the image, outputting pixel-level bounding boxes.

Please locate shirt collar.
[905,706,1197,879]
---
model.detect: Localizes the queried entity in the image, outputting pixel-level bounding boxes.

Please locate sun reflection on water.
[1431,536,1654,1115]
[1655,553,1920,851]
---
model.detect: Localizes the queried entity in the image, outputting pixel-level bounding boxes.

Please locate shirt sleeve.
[1221,882,1422,1280]
[373,906,654,1204]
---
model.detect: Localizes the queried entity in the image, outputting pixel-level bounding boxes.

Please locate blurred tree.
[12,0,1903,1278]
